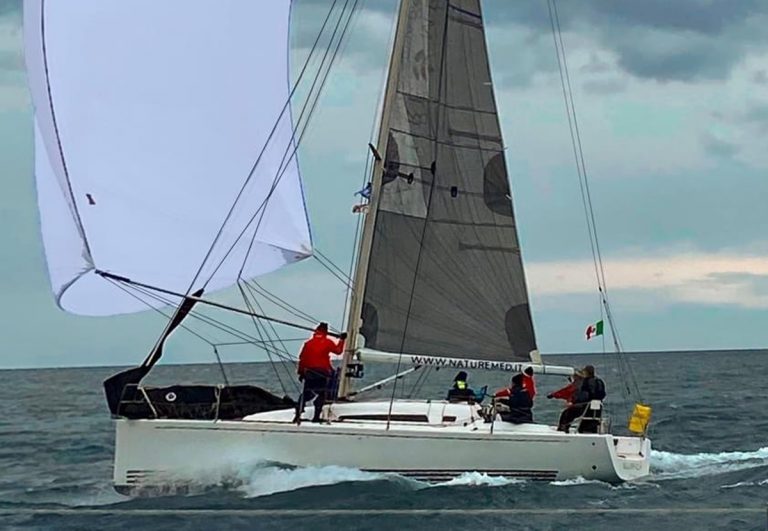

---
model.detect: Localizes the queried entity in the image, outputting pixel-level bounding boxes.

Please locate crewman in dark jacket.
[557,365,606,432]
[294,322,346,423]
[446,371,476,402]
[496,374,533,424]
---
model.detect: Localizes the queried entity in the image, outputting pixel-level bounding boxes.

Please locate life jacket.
[522,373,536,399]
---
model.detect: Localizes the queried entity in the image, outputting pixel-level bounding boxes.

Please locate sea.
[1,350,767,530]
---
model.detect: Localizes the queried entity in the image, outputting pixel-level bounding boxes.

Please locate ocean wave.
[720,478,768,489]
[651,446,768,480]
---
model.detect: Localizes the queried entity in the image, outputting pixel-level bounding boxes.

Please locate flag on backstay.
[355,182,372,200]
[585,320,604,340]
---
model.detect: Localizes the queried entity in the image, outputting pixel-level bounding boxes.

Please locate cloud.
[292,1,768,90]
[489,0,768,83]
[0,11,27,111]
[291,0,395,76]
[752,70,768,85]
[527,250,768,309]
[0,11,22,71]
[581,78,627,94]
[0,0,20,19]
[701,130,740,159]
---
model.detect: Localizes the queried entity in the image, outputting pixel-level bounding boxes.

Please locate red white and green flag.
[585,320,604,340]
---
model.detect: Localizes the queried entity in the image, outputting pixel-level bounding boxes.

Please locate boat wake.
[651,446,768,480]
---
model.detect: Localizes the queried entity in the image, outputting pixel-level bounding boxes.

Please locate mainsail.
[358,0,536,361]
[24,0,311,316]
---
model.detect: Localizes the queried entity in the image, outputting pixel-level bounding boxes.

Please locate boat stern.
[608,435,651,481]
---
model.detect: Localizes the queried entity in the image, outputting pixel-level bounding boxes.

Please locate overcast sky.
[1,0,767,369]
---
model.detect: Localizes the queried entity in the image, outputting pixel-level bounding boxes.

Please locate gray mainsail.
[358,0,536,362]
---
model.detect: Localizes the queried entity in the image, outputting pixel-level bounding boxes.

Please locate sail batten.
[24,0,312,316]
[359,0,537,362]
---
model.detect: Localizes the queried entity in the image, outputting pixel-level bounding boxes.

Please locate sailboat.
[24,0,651,492]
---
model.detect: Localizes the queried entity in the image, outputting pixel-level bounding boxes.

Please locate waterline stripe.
[0,508,765,516]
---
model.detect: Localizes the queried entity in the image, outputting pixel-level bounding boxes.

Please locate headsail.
[24,0,311,315]
[359,0,536,361]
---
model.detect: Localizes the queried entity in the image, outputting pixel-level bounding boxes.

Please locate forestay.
[360,0,536,361]
[24,0,311,315]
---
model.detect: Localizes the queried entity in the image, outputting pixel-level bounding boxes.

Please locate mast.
[339,0,412,398]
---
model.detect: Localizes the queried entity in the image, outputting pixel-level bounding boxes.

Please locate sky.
[1,0,767,369]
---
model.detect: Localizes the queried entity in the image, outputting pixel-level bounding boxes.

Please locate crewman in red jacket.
[546,371,584,404]
[294,322,346,423]
[522,366,537,400]
[495,367,537,401]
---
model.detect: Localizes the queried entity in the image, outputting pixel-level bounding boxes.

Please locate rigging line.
[342,10,391,328]
[233,1,363,272]
[243,283,312,353]
[342,150,372,329]
[233,0,350,278]
[233,0,356,278]
[123,281,288,357]
[186,0,341,293]
[553,3,628,366]
[408,364,432,398]
[313,251,350,284]
[388,1,453,430]
[97,271,341,338]
[116,279,309,365]
[105,278,231,383]
[313,255,355,290]
[241,281,302,392]
[237,282,291,395]
[212,346,230,386]
[314,247,352,282]
[245,281,341,337]
[247,280,319,325]
[213,339,306,347]
[546,0,600,294]
[246,282,317,325]
[104,278,211,347]
[551,2,613,319]
[241,281,297,358]
[549,1,642,402]
[208,0,360,284]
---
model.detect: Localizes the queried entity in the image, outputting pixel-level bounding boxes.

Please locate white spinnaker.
[24,0,312,315]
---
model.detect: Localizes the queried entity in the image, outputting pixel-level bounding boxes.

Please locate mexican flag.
[585,320,604,340]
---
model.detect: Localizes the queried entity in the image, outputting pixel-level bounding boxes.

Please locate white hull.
[114,400,650,493]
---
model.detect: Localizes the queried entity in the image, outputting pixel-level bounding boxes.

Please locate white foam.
[431,472,525,487]
[550,476,606,487]
[651,446,768,480]
[238,464,383,498]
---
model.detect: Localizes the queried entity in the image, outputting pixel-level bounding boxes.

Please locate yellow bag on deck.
[628,403,652,434]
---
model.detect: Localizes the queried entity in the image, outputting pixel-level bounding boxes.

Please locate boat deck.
[244,399,582,437]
